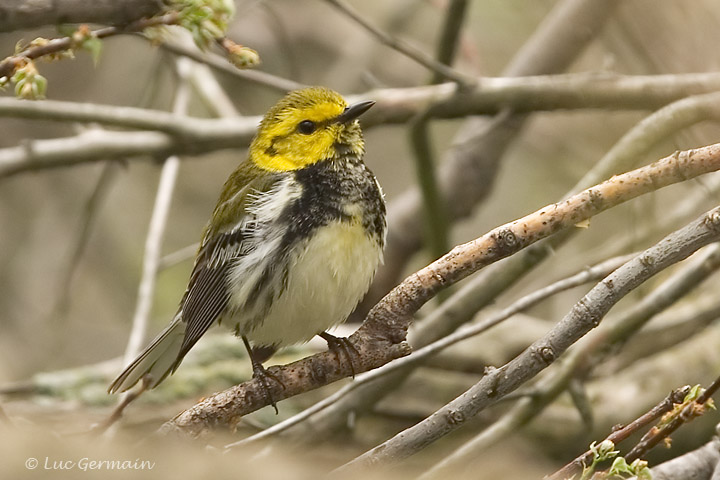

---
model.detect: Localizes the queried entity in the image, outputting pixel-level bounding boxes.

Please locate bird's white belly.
[231,220,382,347]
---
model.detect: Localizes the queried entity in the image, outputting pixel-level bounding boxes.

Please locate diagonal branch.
[161,142,720,439]
[325,0,474,85]
[338,204,720,472]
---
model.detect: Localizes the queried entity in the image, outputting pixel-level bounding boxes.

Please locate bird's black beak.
[336,100,375,124]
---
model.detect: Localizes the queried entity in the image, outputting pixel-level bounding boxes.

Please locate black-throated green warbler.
[109,87,386,407]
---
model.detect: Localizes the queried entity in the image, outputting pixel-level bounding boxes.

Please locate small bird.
[109,87,386,408]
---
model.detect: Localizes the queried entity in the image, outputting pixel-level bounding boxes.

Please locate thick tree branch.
[338,202,720,472]
[358,0,623,325]
[298,91,720,438]
[162,143,720,439]
[227,253,633,448]
[427,241,720,478]
[0,0,163,33]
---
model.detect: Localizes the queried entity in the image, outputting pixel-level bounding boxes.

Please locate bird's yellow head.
[249,87,374,171]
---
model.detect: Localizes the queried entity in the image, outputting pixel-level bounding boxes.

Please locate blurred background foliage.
[2,0,720,478]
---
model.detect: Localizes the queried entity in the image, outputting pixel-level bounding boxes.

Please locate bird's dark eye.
[297,120,316,134]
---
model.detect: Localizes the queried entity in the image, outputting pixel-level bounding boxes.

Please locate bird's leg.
[241,336,284,414]
[319,331,359,377]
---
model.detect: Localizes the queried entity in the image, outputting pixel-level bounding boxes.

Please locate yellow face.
[249,87,368,171]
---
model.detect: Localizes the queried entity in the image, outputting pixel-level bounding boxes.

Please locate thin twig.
[159,40,305,93]
[0,13,180,79]
[430,0,470,84]
[226,253,633,448]
[158,242,200,271]
[93,376,150,434]
[624,373,720,464]
[549,387,691,480]
[408,111,449,262]
[52,161,119,320]
[325,0,474,85]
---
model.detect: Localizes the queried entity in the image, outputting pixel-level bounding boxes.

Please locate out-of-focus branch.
[107,58,192,430]
[4,73,720,179]
[644,436,720,480]
[430,0,469,85]
[6,73,720,132]
[325,0,473,85]
[0,97,258,138]
[408,110,449,263]
[52,161,119,319]
[159,40,306,93]
[408,0,469,261]
[338,204,720,472]
[0,0,163,33]
[163,143,720,438]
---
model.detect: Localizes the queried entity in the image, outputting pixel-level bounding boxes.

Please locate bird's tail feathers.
[108,315,186,394]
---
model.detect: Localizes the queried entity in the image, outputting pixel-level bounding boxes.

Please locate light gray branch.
[165,143,720,437]
[336,205,720,471]
[644,435,720,480]
[296,90,720,438]
[4,73,720,179]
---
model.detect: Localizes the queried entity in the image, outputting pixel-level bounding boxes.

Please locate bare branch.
[646,437,720,480]
[52,160,119,319]
[0,0,163,33]
[338,204,720,472]
[300,91,720,437]
[226,253,633,448]
[162,143,720,439]
[325,0,474,85]
[4,73,720,179]
[430,0,470,85]
[159,40,306,93]
[426,241,720,478]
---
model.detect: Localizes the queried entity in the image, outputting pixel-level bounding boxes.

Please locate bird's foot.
[250,361,285,415]
[319,332,360,377]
